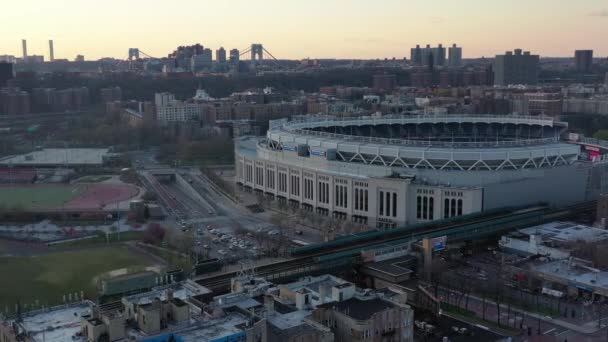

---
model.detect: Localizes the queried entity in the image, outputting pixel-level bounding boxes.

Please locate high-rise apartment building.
[229,49,240,64]
[493,49,539,86]
[0,88,30,115]
[216,47,226,63]
[202,48,212,63]
[372,74,397,92]
[191,53,212,72]
[0,63,13,87]
[32,87,89,111]
[154,92,175,107]
[448,44,462,67]
[411,44,446,67]
[574,50,593,72]
[410,45,422,65]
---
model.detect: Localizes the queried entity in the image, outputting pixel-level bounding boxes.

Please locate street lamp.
[536,295,541,335]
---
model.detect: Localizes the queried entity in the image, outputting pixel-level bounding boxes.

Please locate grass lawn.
[74,175,112,183]
[0,184,86,210]
[0,246,153,312]
[442,303,520,336]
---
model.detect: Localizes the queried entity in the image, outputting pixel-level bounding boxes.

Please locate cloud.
[589,9,608,17]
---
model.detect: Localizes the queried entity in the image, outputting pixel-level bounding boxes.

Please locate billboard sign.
[431,236,447,252]
[311,149,326,157]
[584,145,601,153]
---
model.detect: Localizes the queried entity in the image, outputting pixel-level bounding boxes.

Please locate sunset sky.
[2,0,607,61]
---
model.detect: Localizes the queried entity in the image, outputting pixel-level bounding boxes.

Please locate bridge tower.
[128,48,140,61]
[250,44,264,61]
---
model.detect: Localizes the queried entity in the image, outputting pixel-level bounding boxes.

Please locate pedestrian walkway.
[455,291,601,335]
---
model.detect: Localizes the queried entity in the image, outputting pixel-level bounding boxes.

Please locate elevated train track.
[196,201,596,291]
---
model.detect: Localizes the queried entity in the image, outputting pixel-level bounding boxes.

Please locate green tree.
[593,129,608,141]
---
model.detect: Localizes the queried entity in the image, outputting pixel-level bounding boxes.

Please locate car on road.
[295,230,303,235]
[268,230,279,236]
[208,209,214,215]
[218,249,227,255]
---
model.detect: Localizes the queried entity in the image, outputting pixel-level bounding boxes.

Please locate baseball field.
[0,246,153,311]
[0,183,139,211]
[0,184,86,210]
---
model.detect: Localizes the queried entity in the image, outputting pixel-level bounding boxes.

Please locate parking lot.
[178,219,292,266]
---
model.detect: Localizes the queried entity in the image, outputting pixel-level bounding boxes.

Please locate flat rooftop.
[18,302,91,342]
[318,297,396,320]
[509,221,608,244]
[124,282,211,306]
[285,275,344,294]
[534,260,608,290]
[0,148,112,166]
[267,309,311,330]
[177,312,248,342]
[363,255,416,277]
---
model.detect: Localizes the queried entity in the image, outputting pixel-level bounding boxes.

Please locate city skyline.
[1,0,607,60]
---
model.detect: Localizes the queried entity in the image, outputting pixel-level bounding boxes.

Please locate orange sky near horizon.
[1,0,607,61]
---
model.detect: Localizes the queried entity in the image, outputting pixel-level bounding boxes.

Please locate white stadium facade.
[236,114,604,229]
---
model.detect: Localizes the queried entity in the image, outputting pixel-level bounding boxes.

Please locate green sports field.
[0,184,86,210]
[0,246,153,312]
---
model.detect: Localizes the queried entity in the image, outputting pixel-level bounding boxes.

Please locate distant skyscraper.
[229,49,240,64]
[410,45,422,65]
[448,44,462,67]
[0,63,13,87]
[191,50,212,71]
[21,39,27,59]
[412,44,446,67]
[202,48,212,62]
[493,49,539,86]
[216,47,227,63]
[435,44,446,67]
[49,40,54,62]
[75,55,85,62]
[574,50,593,72]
